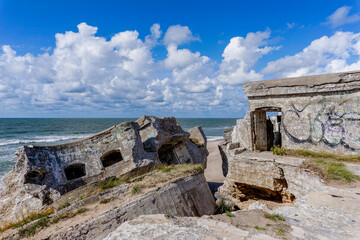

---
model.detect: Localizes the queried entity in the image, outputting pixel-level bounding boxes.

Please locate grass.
[270,147,360,182]
[271,147,360,163]
[270,146,286,156]
[98,176,130,190]
[18,218,49,238]
[157,164,204,175]
[264,213,284,221]
[100,197,112,204]
[51,207,88,224]
[0,208,54,232]
[276,228,285,236]
[166,214,174,219]
[226,211,235,217]
[60,202,70,210]
[215,200,234,217]
[131,184,142,194]
[157,165,173,173]
[254,226,266,231]
[312,159,360,182]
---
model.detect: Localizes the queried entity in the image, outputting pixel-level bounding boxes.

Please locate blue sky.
[1,0,360,118]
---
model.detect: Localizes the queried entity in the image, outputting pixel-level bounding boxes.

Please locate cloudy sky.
[1,0,360,118]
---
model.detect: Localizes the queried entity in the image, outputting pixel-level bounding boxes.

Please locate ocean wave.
[0,134,91,147]
[207,136,224,141]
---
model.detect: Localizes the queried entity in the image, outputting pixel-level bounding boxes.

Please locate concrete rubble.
[104,214,280,240]
[0,115,209,228]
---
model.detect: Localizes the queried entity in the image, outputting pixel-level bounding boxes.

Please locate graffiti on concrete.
[283,99,360,151]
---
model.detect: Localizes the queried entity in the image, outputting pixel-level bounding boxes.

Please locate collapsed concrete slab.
[0,116,208,228]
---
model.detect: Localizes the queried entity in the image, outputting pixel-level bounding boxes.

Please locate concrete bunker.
[64,164,86,181]
[252,107,282,151]
[241,71,360,155]
[101,150,123,168]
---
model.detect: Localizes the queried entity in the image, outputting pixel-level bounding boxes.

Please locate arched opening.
[101,150,123,168]
[24,170,45,185]
[64,164,86,180]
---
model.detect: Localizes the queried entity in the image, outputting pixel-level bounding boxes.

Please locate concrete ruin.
[0,116,208,227]
[237,71,360,155]
[217,71,360,209]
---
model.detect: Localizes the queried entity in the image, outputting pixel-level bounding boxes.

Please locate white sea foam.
[207,136,224,141]
[0,134,91,146]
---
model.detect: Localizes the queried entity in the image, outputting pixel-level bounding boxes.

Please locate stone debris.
[0,116,208,227]
[104,214,280,240]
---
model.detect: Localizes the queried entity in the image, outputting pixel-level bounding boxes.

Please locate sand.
[204,140,225,183]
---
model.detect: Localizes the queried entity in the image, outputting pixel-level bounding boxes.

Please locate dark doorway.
[252,108,282,151]
[101,150,123,167]
[64,164,86,180]
[158,144,178,164]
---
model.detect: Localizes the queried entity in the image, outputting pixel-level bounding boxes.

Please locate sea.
[0,118,237,189]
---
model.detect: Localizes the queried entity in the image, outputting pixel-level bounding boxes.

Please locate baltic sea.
[0,118,236,188]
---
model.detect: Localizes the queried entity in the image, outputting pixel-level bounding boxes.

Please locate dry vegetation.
[271,146,360,182]
[0,164,205,238]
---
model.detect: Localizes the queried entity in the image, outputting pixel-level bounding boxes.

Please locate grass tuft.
[157,165,173,173]
[272,147,360,163]
[60,202,70,210]
[254,226,266,231]
[98,176,129,190]
[18,218,49,237]
[264,213,284,221]
[0,208,54,231]
[131,184,142,194]
[270,146,286,156]
[312,159,360,182]
[215,200,234,217]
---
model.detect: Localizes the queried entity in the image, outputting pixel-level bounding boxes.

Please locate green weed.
[264,213,284,221]
[254,226,266,231]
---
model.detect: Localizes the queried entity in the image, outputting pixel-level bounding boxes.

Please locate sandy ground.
[204,140,225,193]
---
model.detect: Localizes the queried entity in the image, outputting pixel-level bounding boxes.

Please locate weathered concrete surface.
[137,116,208,166]
[248,185,360,240]
[51,173,215,240]
[217,150,325,209]
[243,71,360,97]
[0,116,208,228]
[241,71,360,155]
[104,214,280,240]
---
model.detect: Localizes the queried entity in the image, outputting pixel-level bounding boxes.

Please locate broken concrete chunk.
[188,126,207,147]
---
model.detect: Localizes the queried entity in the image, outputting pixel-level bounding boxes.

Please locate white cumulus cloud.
[326,6,360,27]
[217,29,279,85]
[262,31,360,78]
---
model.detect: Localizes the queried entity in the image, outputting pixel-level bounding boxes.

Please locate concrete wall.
[243,71,360,156]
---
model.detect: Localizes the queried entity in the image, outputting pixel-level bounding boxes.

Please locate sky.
[1,0,360,118]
